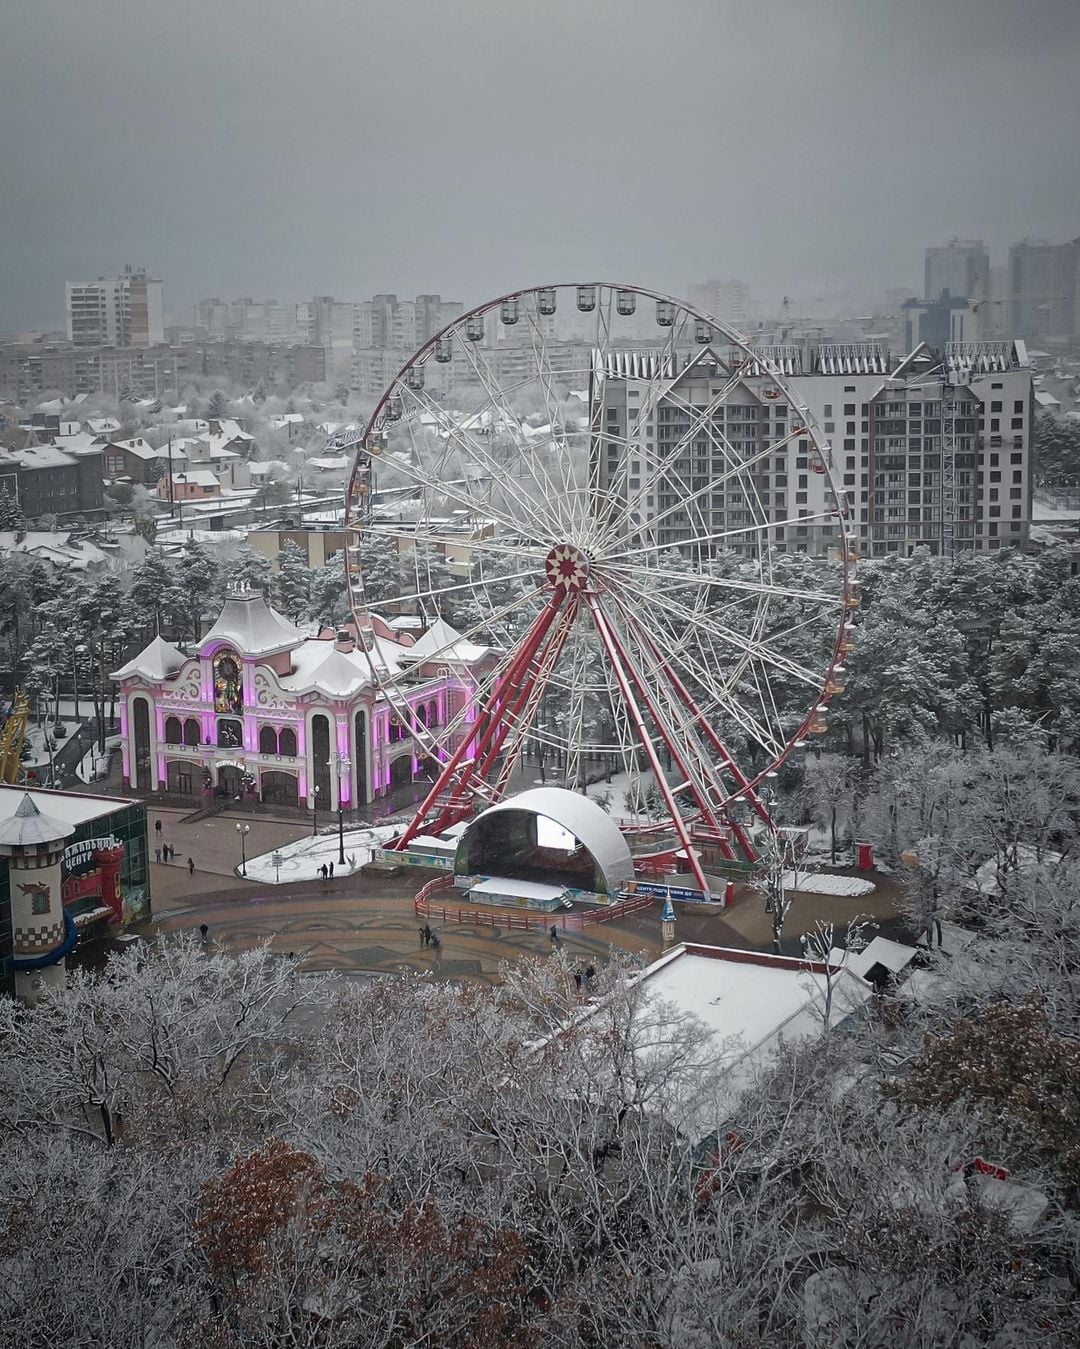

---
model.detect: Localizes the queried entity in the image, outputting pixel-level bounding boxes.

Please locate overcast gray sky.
[2,0,1078,331]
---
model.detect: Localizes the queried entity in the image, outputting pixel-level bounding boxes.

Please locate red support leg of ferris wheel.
[394,595,565,850]
[426,599,576,837]
[472,600,578,791]
[585,591,714,898]
[618,603,773,859]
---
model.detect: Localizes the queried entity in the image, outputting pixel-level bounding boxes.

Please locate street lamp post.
[336,754,351,866]
[236,822,250,877]
[311,784,321,836]
[72,643,87,723]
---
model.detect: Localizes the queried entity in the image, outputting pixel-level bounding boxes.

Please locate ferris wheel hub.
[545,544,590,591]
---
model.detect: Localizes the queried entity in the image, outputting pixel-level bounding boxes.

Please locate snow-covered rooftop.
[0,790,76,848]
[199,591,306,657]
[112,635,187,682]
[0,785,139,830]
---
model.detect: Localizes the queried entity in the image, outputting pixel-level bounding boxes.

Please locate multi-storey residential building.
[924,239,990,303]
[185,340,326,387]
[0,441,105,520]
[351,293,464,395]
[598,337,1033,560]
[1008,238,1079,348]
[0,342,179,402]
[687,279,752,330]
[65,267,164,348]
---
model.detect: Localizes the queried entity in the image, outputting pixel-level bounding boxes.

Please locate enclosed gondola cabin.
[616,289,636,316]
[655,299,675,327]
[537,287,557,316]
[500,299,519,326]
[406,365,425,391]
[576,285,596,312]
[465,316,484,342]
[434,337,453,363]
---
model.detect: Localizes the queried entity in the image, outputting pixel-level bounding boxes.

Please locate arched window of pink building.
[278,727,297,757]
[259,725,277,754]
[164,716,182,744]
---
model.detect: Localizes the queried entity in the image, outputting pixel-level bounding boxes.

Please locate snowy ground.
[782,870,876,898]
[243,824,401,884]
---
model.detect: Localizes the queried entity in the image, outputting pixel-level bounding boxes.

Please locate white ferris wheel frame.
[336,283,859,886]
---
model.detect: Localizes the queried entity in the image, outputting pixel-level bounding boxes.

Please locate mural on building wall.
[213,651,243,714]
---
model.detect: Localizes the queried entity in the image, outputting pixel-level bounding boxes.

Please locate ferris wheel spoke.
[599,510,835,567]
[397,381,558,540]
[519,307,583,526]
[592,371,745,556]
[584,592,714,892]
[603,590,743,824]
[357,524,543,567]
[606,568,824,691]
[619,436,779,544]
[606,558,839,608]
[363,567,541,614]
[489,601,581,798]
[453,335,575,533]
[604,591,787,760]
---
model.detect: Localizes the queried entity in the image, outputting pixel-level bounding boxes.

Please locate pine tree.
[170,541,221,642]
[273,540,312,621]
[128,552,176,637]
[0,489,25,531]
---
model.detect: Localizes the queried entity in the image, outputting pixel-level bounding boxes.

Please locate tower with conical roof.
[0,793,76,1003]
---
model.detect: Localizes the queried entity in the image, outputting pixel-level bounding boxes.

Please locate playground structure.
[336,283,858,900]
[0,692,30,785]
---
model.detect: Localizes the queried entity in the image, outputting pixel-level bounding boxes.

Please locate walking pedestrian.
[573,971,582,993]
[155,846,161,863]
[199,923,209,944]
[431,932,441,955]
[419,927,426,947]
[423,924,433,947]
[188,857,195,876]
[549,924,560,947]
[161,843,169,862]
[320,863,328,880]
[155,819,162,839]
[167,844,174,862]
[329,861,334,879]
[584,962,596,991]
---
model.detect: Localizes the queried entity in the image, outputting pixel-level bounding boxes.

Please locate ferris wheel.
[338,283,858,894]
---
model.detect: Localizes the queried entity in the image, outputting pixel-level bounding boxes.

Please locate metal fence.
[413,875,656,933]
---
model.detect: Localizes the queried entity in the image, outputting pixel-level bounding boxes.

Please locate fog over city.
[2,0,1079,330]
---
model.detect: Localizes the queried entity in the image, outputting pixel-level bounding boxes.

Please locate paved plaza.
[136,808,906,983]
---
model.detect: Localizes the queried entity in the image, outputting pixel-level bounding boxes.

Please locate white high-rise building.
[598,337,1033,560]
[65,267,164,347]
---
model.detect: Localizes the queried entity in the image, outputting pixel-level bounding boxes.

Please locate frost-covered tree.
[0,487,25,530]
[272,539,312,620]
[169,539,221,642]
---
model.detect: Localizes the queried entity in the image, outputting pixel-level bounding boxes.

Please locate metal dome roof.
[460,787,633,896]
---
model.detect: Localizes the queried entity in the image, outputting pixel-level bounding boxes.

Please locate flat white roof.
[471,877,567,901]
[0,784,141,827]
[635,944,872,1124]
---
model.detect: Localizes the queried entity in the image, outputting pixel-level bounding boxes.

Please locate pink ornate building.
[113,589,491,811]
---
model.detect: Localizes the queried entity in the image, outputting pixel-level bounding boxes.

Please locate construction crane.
[0,691,30,784]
